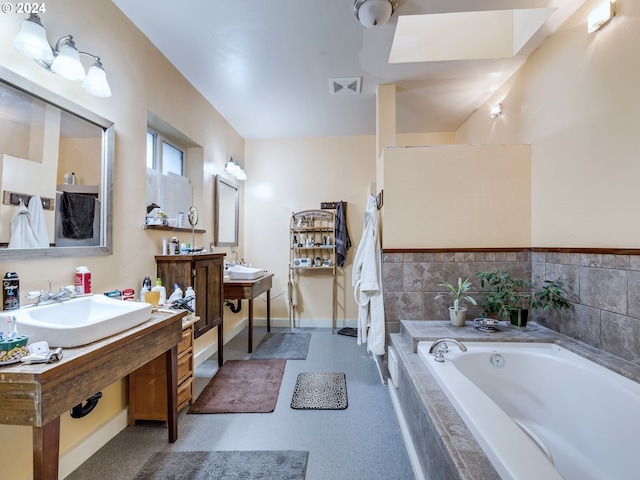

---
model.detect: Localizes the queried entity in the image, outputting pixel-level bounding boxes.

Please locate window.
[147,130,184,175]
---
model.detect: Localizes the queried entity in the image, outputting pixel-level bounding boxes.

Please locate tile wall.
[382,250,640,364]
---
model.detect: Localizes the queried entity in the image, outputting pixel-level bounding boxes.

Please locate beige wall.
[244,136,376,326]
[457,0,640,248]
[382,144,532,249]
[0,1,244,478]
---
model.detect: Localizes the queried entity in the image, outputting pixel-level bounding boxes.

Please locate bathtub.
[417,341,640,480]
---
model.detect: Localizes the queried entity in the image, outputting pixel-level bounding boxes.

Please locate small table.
[223,273,274,353]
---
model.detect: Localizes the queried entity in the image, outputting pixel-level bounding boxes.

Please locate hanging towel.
[8,199,40,248]
[351,195,385,356]
[61,192,95,239]
[28,195,50,247]
[335,201,351,267]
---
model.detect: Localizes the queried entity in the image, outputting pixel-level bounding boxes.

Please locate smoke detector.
[329,77,362,95]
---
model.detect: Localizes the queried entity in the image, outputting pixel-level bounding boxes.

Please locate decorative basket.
[0,336,29,365]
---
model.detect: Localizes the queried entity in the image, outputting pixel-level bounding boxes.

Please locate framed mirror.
[214,175,238,247]
[0,66,114,260]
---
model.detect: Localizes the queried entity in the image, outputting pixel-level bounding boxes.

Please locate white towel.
[8,199,40,249]
[28,195,50,247]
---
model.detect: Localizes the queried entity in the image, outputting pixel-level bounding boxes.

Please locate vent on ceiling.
[329,77,361,95]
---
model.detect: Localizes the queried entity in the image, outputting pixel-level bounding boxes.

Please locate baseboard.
[388,380,425,480]
[252,317,358,329]
[59,408,129,479]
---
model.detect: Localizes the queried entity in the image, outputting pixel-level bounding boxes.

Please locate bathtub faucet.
[428,338,467,362]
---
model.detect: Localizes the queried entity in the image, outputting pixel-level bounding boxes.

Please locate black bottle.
[3,272,19,311]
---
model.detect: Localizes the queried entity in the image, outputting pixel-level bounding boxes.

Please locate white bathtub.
[417,341,640,480]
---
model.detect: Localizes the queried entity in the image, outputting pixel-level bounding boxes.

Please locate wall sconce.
[588,1,616,33]
[13,14,112,97]
[353,0,397,28]
[224,157,247,181]
[490,103,503,118]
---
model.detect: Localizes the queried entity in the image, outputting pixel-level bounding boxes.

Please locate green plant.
[435,277,478,311]
[531,279,572,312]
[475,270,531,320]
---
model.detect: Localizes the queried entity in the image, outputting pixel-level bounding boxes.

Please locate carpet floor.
[188,358,286,414]
[133,450,309,479]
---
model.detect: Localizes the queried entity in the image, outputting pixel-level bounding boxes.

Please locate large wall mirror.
[214,175,238,247]
[0,66,114,260]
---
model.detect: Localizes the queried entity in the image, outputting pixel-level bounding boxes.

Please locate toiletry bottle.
[71,172,76,185]
[75,266,91,295]
[152,278,166,305]
[167,284,183,304]
[140,276,152,302]
[170,237,179,255]
[185,286,196,315]
[162,237,168,255]
[63,172,71,185]
[3,272,20,311]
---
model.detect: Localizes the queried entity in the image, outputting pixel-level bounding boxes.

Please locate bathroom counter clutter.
[0,309,184,480]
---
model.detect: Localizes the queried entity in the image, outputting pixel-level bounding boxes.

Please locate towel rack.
[2,190,54,211]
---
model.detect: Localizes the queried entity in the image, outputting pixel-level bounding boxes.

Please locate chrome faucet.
[25,281,76,306]
[428,338,467,362]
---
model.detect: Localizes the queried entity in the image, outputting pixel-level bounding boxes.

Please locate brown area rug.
[188,359,286,414]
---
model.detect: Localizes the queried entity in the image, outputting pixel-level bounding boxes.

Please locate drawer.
[177,376,193,411]
[177,349,193,383]
[178,327,193,354]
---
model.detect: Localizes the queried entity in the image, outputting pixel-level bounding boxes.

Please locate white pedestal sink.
[13,295,153,347]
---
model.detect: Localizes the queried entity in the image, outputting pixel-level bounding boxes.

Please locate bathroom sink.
[227,266,265,280]
[13,295,152,348]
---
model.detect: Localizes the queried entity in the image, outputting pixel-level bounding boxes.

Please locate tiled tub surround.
[383,249,640,364]
[389,320,640,480]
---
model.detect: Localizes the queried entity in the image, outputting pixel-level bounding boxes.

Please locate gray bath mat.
[250,332,311,360]
[133,450,308,479]
[290,372,348,410]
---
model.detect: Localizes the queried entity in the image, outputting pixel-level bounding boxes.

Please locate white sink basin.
[14,295,152,348]
[227,266,265,280]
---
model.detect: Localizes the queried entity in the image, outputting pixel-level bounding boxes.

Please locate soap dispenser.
[152,278,166,305]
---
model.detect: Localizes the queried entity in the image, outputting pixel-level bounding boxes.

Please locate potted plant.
[475,270,532,327]
[475,271,572,328]
[435,277,478,327]
[531,279,572,312]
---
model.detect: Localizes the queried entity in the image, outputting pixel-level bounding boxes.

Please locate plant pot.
[509,308,528,328]
[449,307,468,327]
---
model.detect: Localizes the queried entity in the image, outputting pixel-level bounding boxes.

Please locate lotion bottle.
[152,278,166,305]
[185,286,196,315]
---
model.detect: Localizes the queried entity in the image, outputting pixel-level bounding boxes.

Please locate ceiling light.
[353,0,397,28]
[490,103,503,118]
[13,14,112,97]
[588,1,616,33]
[224,157,247,181]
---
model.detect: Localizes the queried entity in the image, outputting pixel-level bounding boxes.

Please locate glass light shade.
[588,1,615,33]
[82,64,112,97]
[51,44,85,81]
[13,16,53,63]
[235,169,247,181]
[356,0,393,28]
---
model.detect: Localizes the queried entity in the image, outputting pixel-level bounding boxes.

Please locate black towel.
[61,192,95,239]
[335,201,351,267]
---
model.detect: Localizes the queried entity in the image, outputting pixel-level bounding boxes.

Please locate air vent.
[329,77,362,95]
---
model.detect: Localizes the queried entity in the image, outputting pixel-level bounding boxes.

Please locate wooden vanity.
[0,310,183,480]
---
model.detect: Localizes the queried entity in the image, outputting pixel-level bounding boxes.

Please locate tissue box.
[0,336,28,365]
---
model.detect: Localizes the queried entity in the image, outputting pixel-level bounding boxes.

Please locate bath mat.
[250,332,311,360]
[337,327,358,337]
[188,359,286,414]
[290,372,348,410]
[133,450,309,479]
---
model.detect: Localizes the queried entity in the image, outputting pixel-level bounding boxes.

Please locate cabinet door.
[193,257,223,338]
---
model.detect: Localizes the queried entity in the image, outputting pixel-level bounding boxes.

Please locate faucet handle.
[26,290,44,299]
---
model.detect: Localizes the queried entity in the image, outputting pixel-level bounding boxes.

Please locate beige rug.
[188,359,286,414]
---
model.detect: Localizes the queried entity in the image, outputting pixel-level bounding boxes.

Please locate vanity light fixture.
[588,1,616,33]
[490,103,503,118]
[353,0,397,28]
[13,14,112,97]
[224,157,247,181]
